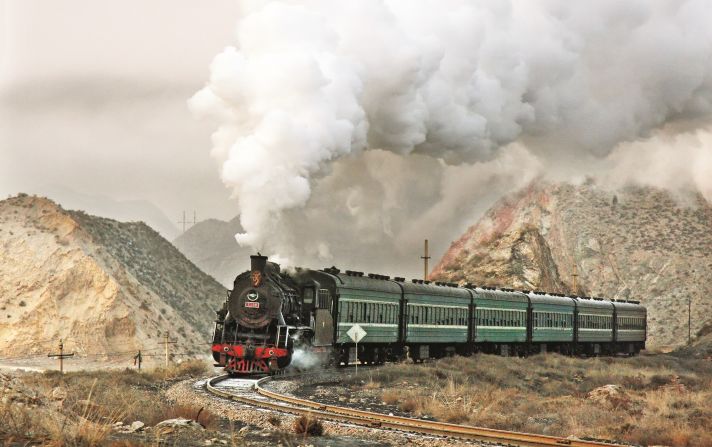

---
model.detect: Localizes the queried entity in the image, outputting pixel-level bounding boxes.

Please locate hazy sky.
[0,0,242,225]
[2,1,711,279]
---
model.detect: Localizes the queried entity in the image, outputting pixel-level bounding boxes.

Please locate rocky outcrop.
[0,194,225,360]
[432,181,712,349]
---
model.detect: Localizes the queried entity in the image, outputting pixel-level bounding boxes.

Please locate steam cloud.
[289,348,322,370]
[191,0,712,263]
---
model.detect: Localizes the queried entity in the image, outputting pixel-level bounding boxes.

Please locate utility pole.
[688,296,692,345]
[177,210,197,233]
[421,239,431,281]
[177,211,189,234]
[133,350,143,370]
[572,262,578,294]
[47,338,74,374]
[160,332,177,368]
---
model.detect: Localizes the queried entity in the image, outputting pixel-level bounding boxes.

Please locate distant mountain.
[431,180,712,349]
[0,194,225,359]
[25,185,180,240]
[173,216,251,287]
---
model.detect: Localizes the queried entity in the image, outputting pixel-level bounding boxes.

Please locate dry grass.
[142,359,211,382]
[346,353,712,447]
[1,359,213,445]
[381,389,399,405]
[292,414,324,436]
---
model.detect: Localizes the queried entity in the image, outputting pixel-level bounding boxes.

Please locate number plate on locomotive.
[245,302,260,308]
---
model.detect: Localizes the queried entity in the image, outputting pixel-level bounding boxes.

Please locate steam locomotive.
[211,254,647,374]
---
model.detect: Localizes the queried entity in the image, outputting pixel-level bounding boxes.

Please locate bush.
[292,414,323,436]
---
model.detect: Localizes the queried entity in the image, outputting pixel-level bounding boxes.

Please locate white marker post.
[346,324,367,374]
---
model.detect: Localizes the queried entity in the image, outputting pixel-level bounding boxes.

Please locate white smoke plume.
[191,0,712,262]
[289,348,322,370]
[603,124,712,202]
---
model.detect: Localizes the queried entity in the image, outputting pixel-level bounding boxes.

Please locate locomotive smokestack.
[251,254,268,274]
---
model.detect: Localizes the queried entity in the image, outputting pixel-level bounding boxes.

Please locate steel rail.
[206,375,622,447]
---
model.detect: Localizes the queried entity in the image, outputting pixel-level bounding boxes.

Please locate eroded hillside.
[0,194,225,360]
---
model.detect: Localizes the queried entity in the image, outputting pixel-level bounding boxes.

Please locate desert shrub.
[267,414,281,427]
[399,397,419,413]
[0,403,44,441]
[381,390,399,405]
[292,414,323,436]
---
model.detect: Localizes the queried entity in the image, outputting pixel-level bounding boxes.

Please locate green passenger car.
[334,274,401,344]
[402,282,471,344]
[575,298,614,343]
[527,292,575,343]
[613,301,647,343]
[472,288,528,343]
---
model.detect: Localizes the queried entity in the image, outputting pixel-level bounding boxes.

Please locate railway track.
[205,374,624,447]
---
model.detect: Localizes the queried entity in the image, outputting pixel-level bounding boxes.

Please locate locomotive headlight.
[268,349,275,356]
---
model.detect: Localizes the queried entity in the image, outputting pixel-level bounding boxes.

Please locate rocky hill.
[431,180,712,349]
[173,216,250,287]
[0,194,226,361]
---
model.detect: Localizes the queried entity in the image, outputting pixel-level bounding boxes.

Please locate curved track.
[206,374,623,447]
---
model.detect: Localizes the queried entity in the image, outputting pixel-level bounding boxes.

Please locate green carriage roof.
[470,287,529,303]
[400,281,472,299]
[526,292,576,307]
[611,300,647,313]
[574,297,614,310]
[332,273,402,294]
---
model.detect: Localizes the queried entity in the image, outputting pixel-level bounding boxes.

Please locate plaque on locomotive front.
[251,270,262,287]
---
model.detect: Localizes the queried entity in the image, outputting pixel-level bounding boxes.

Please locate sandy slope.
[0,194,225,362]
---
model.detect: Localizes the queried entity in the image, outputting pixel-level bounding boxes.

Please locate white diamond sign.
[346,324,367,343]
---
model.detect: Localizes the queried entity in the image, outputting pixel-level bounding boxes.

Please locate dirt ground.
[0,361,475,447]
[3,353,710,447]
[0,361,331,447]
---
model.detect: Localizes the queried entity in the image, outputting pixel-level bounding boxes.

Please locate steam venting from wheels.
[191,0,712,261]
[289,348,321,371]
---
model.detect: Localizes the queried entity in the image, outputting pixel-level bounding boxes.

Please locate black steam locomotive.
[211,255,647,375]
